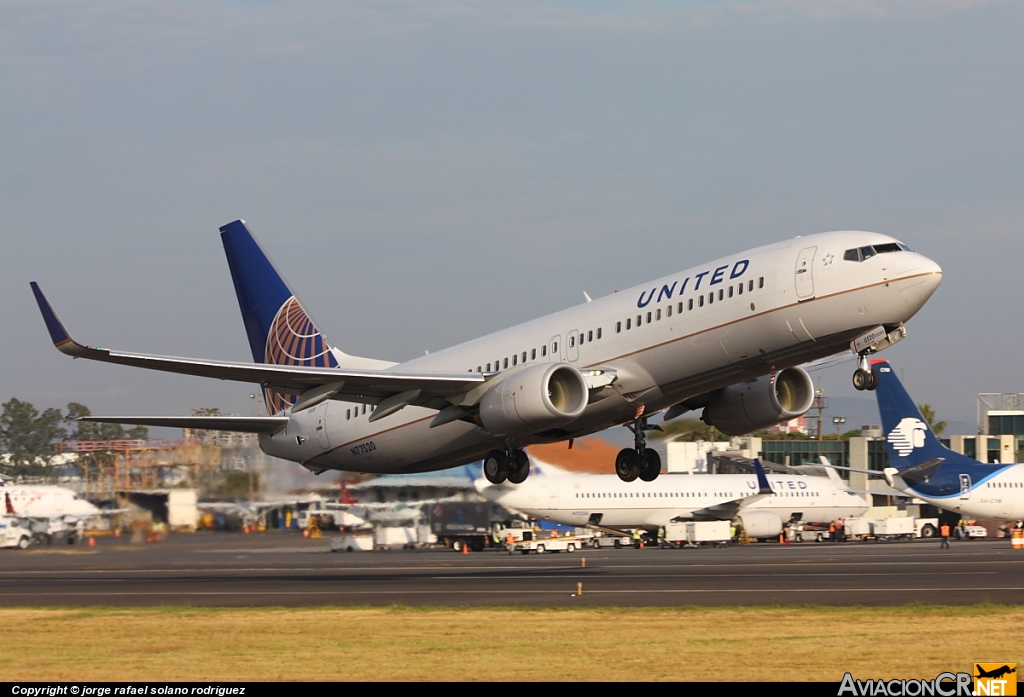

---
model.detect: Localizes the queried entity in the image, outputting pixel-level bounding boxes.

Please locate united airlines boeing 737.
[32,221,941,484]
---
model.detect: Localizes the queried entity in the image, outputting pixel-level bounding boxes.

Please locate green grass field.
[3,605,1022,681]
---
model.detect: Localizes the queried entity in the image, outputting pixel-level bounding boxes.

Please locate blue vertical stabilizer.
[873,360,976,472]
[220,220,338,412]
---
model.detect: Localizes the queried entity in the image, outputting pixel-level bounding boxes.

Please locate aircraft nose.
[897,254,942,308]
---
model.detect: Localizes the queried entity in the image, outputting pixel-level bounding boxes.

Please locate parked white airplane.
[2,483,102,519]
[32,222,941,484]
[477,459,869,538]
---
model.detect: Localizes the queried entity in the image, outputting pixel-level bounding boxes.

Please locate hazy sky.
[2,0,1022,439]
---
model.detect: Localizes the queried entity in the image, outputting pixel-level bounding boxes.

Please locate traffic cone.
[114,528,121,538]
[87,536,95,547]
[461,542,469,555]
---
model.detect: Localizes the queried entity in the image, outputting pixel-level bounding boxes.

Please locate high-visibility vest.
[941,525,950,537]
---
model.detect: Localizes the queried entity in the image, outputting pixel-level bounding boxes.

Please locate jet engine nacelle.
[736,510,783,539]
[702,367,815,436]
[478,363,589,436]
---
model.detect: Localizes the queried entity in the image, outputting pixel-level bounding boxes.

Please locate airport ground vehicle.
[664,521,731,548]
[843,516,916,541]
[430,502,491,552]
[915,518,939,538]
[507,531,590,554]
[0,516,33,550]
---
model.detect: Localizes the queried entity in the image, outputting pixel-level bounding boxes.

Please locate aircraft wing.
[76,416,289,434]
[32,283,486,407]
[676,459,775,521]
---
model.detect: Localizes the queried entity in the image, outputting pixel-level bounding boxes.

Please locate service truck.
[507,530,590,554]
[430,502,491,552]
[0,516,32,550]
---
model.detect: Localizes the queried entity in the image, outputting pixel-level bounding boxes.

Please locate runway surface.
[2,532,1021,607]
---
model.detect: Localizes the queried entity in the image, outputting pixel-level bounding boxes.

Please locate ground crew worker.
[632,528,642,548]
[940,523,951,549]
[829,521,837,543]
[730,524,737,544]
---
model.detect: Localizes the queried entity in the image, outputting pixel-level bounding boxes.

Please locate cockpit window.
[843,242,910,262]
[873,243,902,254]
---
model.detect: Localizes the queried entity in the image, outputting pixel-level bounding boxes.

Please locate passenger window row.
[345,404,368,420]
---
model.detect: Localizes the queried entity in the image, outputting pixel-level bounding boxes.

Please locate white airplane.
[32,221,941,484]
[476,459,869,538]
[868,360,1024,521]
[2,483,103,519]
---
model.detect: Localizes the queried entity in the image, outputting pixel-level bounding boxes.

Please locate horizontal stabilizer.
[78,416,289,434]
[898,457,944,483]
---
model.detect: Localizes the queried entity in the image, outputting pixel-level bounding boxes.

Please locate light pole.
[832,416,846,437]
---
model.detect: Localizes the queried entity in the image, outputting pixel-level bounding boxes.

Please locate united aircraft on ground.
[476,459,869,538]
[871,360,1024,521]
[32,221,941,484]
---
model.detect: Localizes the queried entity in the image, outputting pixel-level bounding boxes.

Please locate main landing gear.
[616,416,661,483]
[483,441,530,484]
[852,354,878,391]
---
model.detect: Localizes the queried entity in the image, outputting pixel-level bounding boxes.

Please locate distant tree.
[65,402,148,442]
[917,404,946,436]
[0,398,68,477]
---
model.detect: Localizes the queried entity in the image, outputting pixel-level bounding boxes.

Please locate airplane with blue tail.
[873,360,1024,521]
[32,220,941,484]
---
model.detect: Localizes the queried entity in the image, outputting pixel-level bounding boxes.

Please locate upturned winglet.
[30,282,91,357]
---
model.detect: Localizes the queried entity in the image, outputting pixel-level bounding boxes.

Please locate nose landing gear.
[852,355,878,391]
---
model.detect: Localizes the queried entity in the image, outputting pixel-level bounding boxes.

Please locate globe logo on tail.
[264,297,337,413]
[887,417,927,457]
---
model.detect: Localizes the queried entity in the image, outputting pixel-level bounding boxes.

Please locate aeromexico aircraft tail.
[220,220,339,413]
[872,359,989,477]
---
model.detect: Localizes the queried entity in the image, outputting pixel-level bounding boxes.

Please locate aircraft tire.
[639,449,661,482]
[615,449,641,482]
[484,450,510,484]
[507,450,530,484]
[852,368,870,391]
[866,370,878,391]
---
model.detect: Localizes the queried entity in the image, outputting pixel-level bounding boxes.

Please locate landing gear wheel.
[853,368,873,391]
[615,449,642,482]
[484,450,510,484]
[639,448,661,482]
[507,449,530,484]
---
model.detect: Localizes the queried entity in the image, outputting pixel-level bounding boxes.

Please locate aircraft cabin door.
[566,330,579,362]
[795,246,817,301]
[315,402,331,451]
[959,473,972,501]
[550,335,562,362]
